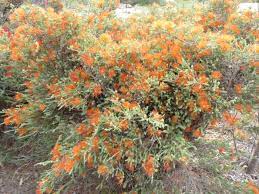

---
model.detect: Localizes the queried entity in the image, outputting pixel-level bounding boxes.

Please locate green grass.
[193,138,233,175]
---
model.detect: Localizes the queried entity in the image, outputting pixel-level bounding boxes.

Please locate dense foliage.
[0,0,257,192]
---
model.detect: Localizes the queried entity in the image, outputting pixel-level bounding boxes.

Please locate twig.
[231,112,240,159]
[230,127,239,160]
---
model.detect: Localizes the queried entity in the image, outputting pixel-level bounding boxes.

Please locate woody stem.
[231,128,239,160]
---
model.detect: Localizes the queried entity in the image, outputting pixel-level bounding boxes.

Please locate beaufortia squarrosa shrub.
[1,0,258,192]
[0,26,25,126]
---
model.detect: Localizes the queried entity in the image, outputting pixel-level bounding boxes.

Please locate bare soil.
[0,164,39,194]
[0,128,257,194]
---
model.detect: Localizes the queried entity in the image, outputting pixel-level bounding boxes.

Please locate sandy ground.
[0,129,257,194]
[0,165,39,194]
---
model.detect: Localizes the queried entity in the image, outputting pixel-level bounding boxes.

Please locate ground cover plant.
[0,0,258,193]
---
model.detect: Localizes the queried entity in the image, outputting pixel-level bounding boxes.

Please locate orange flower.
[76,123,87,135]
[229,24,240,34]
[119,86,128,94]
[4,117,12,125]
[197,49,212,58]
[122,101,137,109]
[86,108,101,126]
[147,125,155,137]
[192,84,202,94]
[193,129,202,138]
[218,147,225,154]
[79,70,89,81]
[65,84,76,91]
[17,127,27,136]
[101,130,109,137]
[33,72,40,79]
[176,72,188,86]
[120,73,128,82]
[69,71,80,82]
[223,112,237,126]
[112,147,121,161]
[99,67,106,75]
[184,127,192,132]
[199,74,208,84]
[92,136,99,153]
[104,141,112,154]
[47,84,60,96]
[14,93,23,101]
[51,143,61,161]
[36,181,45,194]
[198,97,211,112]
[171,44,182,64]
[10,47,24,61]
[215,88,221,96]
[247,181,259,193]
[4,72,13,78]
[13,112,22,125]
[211,71,222,80]
[85,81,91,88]
[93,84,102,97]
[193,63,205,72]
[86,154,94,168]
[39,104,46,111]
[13,8,26,21]
[218,41,231,52]
[53,160,63,176]
[64,157,75,173]
[197,40,208,49]
[81,53,94,66]
[70,97,82,106]
[35,187,42,194]
[24,81,33,89]
[250,61,259,68]
[119,119,129,131]
[246,104,252,112]
[239,65,246,71]
[143,155,155,176]
[72,141,87,157]
[172,63,180,69]
[234,84,242,94]
[123,139,134,149]
[207,12,215,19]
[97,165,110,176]
[234,103,243,112]
[108,69,116,78]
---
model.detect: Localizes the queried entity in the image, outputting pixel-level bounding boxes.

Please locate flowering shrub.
[1,0,258,192]
[0,26,24,118]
